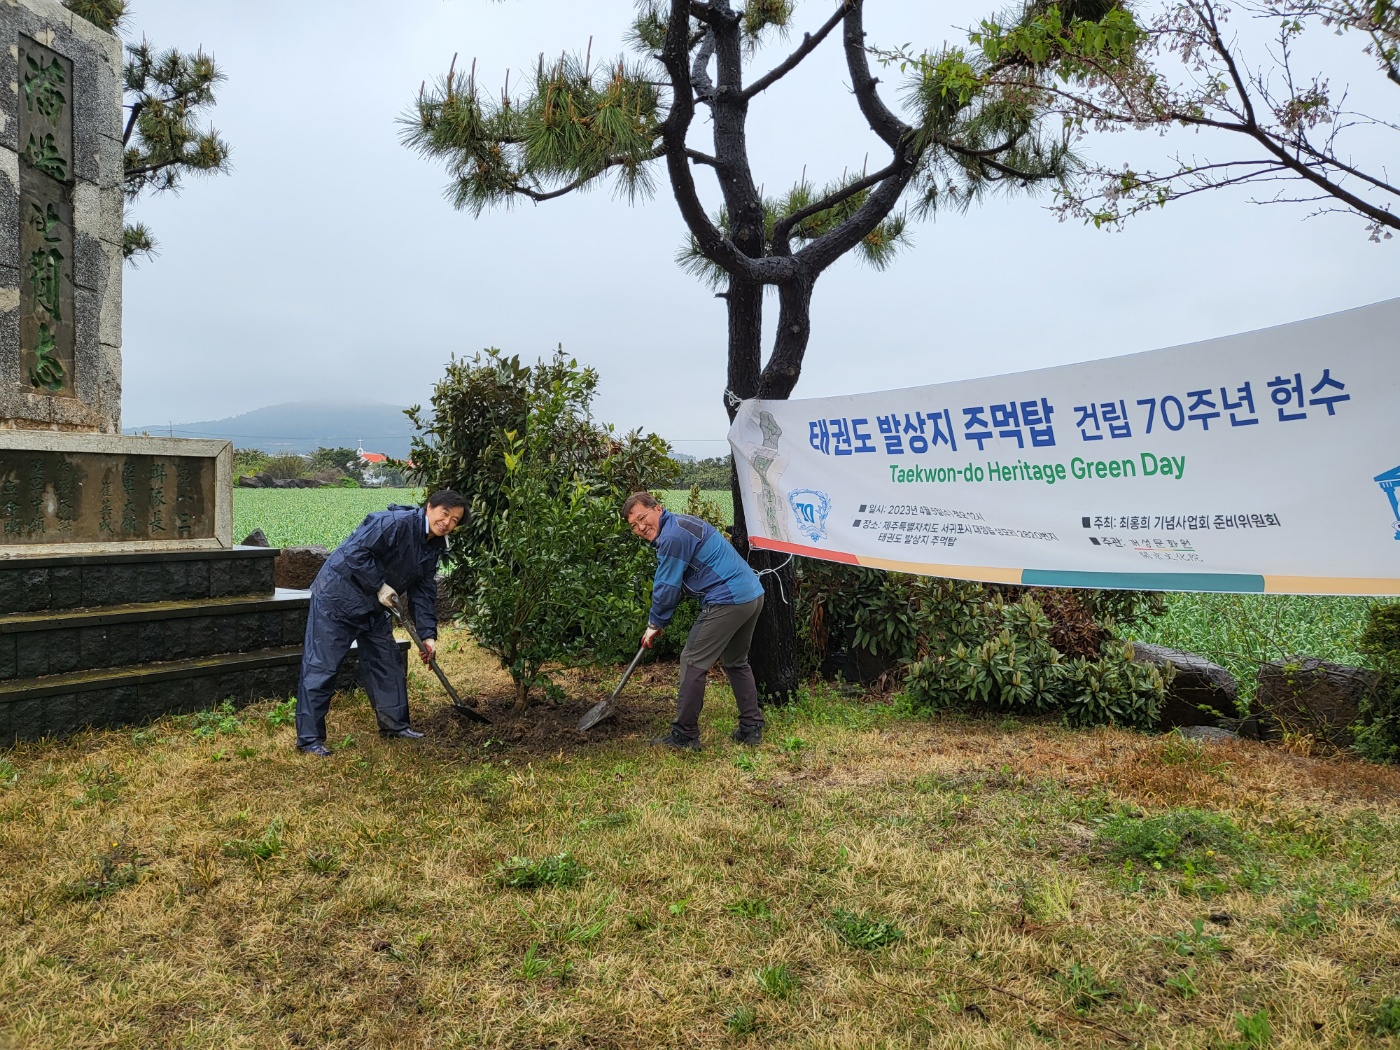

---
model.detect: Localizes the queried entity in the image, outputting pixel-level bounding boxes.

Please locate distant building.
[356,441,390,486]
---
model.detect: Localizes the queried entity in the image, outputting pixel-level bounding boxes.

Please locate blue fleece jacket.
[647,510,763,628]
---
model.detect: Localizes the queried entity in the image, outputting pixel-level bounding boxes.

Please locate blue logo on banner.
[1376,465,1400,541]
[788,489,831,543]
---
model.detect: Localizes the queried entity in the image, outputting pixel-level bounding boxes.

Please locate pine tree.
[64,0,231,262]
[403,0,1089,701]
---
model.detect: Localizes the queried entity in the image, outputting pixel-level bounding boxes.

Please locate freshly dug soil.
[415,663,679,757]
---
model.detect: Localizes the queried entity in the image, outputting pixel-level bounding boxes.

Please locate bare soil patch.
[411,657,683,757]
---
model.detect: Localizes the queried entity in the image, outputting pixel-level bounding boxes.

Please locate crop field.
[233,488,729,551]
[2,631,1399,1048]
[233,488,423,549]
[1131,594,1376,703]
[658,487,733,524]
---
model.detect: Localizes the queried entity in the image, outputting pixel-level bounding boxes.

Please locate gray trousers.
[672,594,764,740]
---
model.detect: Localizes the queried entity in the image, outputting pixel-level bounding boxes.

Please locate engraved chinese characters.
[0,450,215,543]
[17,35,76,398]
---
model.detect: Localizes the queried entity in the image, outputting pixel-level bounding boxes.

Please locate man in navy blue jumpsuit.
[623,491,765,751]
[294,489,467,756]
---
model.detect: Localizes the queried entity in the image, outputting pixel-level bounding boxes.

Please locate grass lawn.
[3,630,1399,1048]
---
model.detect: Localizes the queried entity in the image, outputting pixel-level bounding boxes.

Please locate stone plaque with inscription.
[0,433,231,555]
[0,449,216,542]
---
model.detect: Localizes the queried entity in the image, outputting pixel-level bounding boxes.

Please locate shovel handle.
[610,645,648,702]
[389,593,484,717]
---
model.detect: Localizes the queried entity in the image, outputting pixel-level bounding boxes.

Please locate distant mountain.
[126,401,419,458]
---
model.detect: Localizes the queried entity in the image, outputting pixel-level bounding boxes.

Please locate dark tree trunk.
[729,474,801,704]
[722,272,799,703]
[658,0,922,705]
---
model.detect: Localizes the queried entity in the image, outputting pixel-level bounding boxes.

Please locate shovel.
[389,593,490,724]
[579,644,648,731]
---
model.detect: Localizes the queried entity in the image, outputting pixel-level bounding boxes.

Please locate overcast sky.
[121,0,1396,457]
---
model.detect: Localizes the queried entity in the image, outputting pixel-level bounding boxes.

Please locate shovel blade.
[578,700,615,732]
[451,702,491,724]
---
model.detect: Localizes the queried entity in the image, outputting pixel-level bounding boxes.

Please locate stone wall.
[0,0,123,433]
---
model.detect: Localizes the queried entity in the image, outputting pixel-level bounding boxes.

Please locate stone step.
[0,589,313,682]
[0,546,277,614]
[0,640,409,745]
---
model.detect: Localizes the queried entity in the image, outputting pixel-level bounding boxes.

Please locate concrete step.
[0,639,408,745]
[0,589,311,682]
[0,545,277,614]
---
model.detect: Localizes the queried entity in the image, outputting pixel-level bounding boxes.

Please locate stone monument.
[0,0,392,744]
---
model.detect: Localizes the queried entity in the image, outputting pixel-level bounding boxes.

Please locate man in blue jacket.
[623,491,765,751]
[294,489,467,757]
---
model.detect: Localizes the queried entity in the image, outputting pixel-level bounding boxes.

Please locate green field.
[1130,593,1376,703]
[233,487,730,550]
[658,487,733,524]
[233,488,423,549]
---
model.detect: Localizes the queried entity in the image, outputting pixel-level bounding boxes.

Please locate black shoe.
[731,726,763,746]
[297,741,332,757]
[380,727,425,740]
[651,730,701,752]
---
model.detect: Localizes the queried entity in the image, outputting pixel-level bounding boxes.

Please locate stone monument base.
[0,545,407,744]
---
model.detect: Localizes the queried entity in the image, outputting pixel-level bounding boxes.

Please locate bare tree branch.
[744,1,850,100]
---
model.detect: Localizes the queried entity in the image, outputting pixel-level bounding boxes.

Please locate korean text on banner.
[727,299,1400,595]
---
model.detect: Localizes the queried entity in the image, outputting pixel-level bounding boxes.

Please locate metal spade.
[389,593,490,724]
[578,644,648,731]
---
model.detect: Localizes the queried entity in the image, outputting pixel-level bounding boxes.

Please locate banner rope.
[749,552,794,603]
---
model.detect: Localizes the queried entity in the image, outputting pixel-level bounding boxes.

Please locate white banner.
[728,299,1400,594]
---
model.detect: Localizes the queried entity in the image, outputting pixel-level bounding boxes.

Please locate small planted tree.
[410,350,677,707]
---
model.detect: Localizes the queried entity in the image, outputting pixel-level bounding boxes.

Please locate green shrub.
[412,350,679,704]
[1353,603,1400,764]
[232,446,270,475]
[903,592,1169,729]
[795,561,1167,727]
[262,454,308,480]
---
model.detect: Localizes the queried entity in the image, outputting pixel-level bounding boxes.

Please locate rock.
[274,546,330,589]
[1172,725,1240,743]
[237,474,264,488]
[240,528,270,548]
[1132,642,1243,733]
[1255,657,1379,747]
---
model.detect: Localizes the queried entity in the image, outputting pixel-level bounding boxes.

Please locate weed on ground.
[2,628,1399,1047]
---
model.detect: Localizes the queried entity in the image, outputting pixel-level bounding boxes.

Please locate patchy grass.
[2,627,1399,1047]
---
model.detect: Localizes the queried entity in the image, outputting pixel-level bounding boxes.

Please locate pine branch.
[744,1,850,100]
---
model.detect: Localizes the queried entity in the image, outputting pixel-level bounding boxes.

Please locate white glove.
[377,583,398,609]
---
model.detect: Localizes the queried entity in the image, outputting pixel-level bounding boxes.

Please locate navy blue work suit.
[295,505,446,747]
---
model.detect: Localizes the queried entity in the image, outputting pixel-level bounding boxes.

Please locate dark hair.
[427,489,467,512]
[621,491,661,520]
